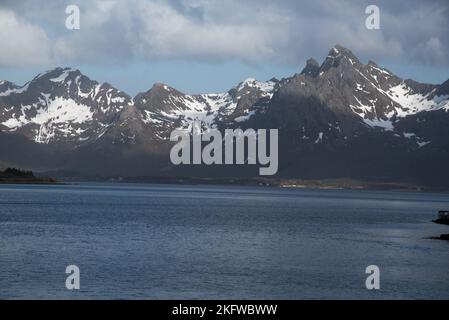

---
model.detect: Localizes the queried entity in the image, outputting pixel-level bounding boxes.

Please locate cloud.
[272,1,406,64]
[0,0,448,68]
[411,37,448,65]
[0,10,51,67]
[131,0,289,62]
[52,0,289,64]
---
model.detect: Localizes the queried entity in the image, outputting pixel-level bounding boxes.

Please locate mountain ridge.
[1,45,449,186]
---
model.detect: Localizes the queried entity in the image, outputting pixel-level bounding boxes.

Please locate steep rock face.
[288,46,403,128]
[300,58,320,77]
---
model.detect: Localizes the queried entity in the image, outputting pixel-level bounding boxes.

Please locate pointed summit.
[150,82,180,94]
[301,58,320,77]
[320,45,360,72]
[328,45,358,59]
[433,78,449,97]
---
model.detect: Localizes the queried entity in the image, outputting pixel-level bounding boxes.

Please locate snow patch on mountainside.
[238,78,276,97]
[174,95,218,126]
[349,69,449,131]
[144,79,275,131]
[142,110,163,125]
[364,118,394,131]
[2,97,94,130]
[386,83,449,116]
[49,69,72,83]
[34,96,94,125]
[201,93,237,116]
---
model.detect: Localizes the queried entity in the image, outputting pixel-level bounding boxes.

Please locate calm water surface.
[0,183,448,299]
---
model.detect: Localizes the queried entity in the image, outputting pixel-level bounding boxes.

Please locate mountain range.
[1,45,449,187]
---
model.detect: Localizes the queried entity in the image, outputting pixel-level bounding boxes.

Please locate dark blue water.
[0,183,449,299]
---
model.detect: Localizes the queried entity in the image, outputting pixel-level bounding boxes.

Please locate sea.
[1,183,448,299]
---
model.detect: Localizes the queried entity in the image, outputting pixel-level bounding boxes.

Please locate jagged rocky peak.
[320,45,361,72]
[329,45,359,59]
[301,58,320,77]
[139,82,183,98]
[134,82,186,112]
[152,82,175,91]
[298,45,361,79]
[435,78,449,96]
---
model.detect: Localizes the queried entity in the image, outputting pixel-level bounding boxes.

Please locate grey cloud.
[0,0,447,67]
[0,10,51,67]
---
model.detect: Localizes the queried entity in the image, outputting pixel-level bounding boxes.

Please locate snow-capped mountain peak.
[0,68,132,144]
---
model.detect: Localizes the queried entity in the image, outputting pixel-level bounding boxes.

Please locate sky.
[0,0,448,96]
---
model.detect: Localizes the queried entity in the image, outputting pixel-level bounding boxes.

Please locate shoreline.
[0,179,61,185]
[38,175,449,194]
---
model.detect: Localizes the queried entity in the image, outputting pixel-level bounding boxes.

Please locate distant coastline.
[105,177,449,193]
[8,167,447,192]
[42,171,449,193]
[0,168,57,184]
